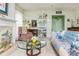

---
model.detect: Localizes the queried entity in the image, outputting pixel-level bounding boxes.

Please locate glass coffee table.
[26,40,41,56]
[17,40,47,56]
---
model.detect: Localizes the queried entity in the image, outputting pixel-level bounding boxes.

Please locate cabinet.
[23,19,47,37]
[37,19,47,37]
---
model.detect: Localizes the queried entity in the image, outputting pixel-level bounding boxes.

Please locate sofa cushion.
[62,31,79,49]
[63,31,79,45]
[73,41,79,48]
[55,31,64,41]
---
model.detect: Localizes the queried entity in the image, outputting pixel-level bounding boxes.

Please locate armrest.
[51,36,69,56]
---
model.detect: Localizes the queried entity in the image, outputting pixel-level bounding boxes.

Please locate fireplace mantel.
[0,17,16,54]
[0,17,16,22]
[0,17,16,26]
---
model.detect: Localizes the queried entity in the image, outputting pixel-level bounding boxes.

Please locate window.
[15,10,23,39]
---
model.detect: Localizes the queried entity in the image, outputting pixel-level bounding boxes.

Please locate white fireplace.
[0,17,16,44]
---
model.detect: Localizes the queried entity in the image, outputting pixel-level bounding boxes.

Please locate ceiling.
[16,3,79,11]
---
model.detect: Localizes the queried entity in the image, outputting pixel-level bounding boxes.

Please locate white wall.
[15,4,24,40]
[24,10,52,36]
[73,9,79,27]
[24,8,78,36]
[8,4,16,43]
[8,3,15,20]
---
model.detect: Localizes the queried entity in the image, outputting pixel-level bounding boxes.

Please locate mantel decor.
[38,13,48,19]
[0,3,8,15]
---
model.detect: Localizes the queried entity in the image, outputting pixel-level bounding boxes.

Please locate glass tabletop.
[17,40,47,50]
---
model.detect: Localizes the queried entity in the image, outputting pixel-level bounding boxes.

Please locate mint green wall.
[52,15,64,31]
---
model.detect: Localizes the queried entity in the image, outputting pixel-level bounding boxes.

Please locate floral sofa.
[51,31,79,56]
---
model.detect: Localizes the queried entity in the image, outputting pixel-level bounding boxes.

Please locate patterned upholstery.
[51,31,79,56]
[19,32,33,41]
[63,31,79,48]
[18,27,33,41]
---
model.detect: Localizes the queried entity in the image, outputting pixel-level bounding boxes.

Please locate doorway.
[52,15,64,31]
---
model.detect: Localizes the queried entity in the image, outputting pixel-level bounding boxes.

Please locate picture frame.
[32,20,37,27]
[0,3,8,15]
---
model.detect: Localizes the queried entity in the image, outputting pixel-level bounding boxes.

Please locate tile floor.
[10,42,57,56]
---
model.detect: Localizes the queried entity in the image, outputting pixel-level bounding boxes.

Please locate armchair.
[18,27,33,41]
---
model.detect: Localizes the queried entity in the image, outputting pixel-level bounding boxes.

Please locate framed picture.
[32,20,37,27]
[77,19,79,24]
[0,3,8,15]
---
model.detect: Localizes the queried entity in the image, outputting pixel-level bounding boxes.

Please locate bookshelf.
[23,19,47,37]
[37,19,47,37]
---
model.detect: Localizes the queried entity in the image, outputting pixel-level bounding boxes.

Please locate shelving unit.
[23,19,47,37]
[37,19,47,37]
